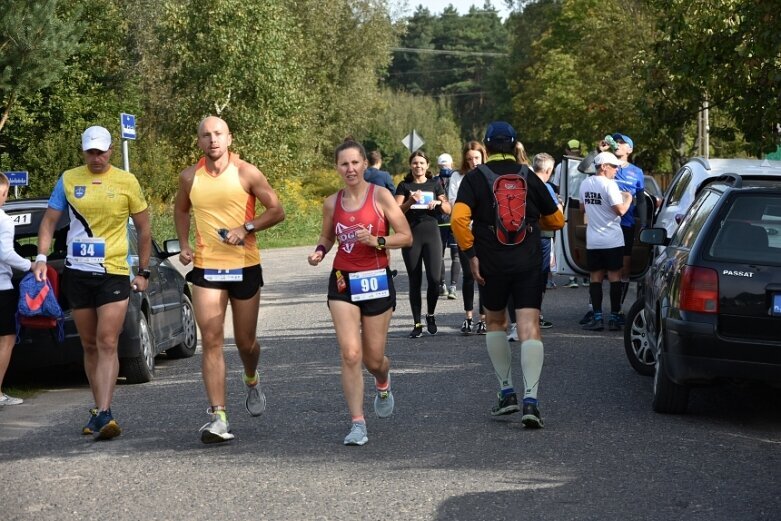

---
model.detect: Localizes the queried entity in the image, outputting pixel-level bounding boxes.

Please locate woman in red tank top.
[307,139,411,446]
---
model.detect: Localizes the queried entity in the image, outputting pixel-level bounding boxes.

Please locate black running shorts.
[62,268,130,309]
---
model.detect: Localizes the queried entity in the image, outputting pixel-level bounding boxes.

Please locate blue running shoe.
[82,408,98,435]
[93,409,121,440]
[343,422,368,446]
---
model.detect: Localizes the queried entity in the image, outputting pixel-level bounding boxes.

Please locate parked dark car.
[637,174,781,413]
[7,198,197,383]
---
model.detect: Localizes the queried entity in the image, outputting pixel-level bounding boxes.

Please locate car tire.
[623,299,656,376]
[121,311,155,384]
[166,294,197,359]
[652,326,689,413]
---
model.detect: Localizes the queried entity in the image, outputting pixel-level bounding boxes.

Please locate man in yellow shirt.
[174,116,284,443]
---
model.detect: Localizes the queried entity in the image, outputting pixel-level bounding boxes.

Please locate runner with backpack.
[451,121,564,428]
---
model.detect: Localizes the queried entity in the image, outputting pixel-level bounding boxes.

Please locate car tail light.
[680,266,719,313]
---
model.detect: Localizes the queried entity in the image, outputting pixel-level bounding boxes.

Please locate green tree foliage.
[644,0,781,160]
[0,0,81,134]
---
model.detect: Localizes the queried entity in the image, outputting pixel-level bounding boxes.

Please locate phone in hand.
[217,228,244,245]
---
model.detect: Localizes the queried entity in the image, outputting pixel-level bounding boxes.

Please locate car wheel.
[652,324,689,413]
[166,294,197,359]
[121,312,155,384]
[623,299,656,376]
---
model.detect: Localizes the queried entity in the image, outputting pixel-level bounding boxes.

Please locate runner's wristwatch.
[376,236,386,250]
[137,268,151,279]
[243,221,256,233]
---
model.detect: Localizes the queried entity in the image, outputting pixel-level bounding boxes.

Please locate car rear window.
[707,194,781,265]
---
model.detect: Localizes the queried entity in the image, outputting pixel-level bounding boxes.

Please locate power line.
[391,47,507,57]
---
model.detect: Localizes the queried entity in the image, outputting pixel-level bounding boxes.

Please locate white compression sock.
[486,331,513,390]
[521,339,544,400]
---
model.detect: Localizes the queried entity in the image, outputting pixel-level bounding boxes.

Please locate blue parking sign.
[4,171,28,187]
[121,113,136,140]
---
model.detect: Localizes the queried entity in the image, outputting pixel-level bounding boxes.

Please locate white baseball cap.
[594,151,621,167]
[81,126,112,152]
[437,153,453,166]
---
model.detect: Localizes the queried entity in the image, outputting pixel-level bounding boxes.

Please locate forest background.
[1,0,779,246]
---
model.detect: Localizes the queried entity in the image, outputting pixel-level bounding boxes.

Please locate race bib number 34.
[70,238,106,264]
[349,269,390,302]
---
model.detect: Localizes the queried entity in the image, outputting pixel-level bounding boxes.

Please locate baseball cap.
[437,153,453,166]
[484,121,517,144]
[611,133,634,149]
[594,152,622,167]
[81,126,112,152]
[566,139,580,149]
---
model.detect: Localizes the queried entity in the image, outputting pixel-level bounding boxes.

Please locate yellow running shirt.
[190,156,261,269]
[48,165,148,276]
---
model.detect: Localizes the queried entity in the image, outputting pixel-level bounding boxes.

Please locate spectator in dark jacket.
[364,151,395,194]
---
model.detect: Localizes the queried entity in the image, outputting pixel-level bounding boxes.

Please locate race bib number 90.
[70,238,106,264]
[349,269,390,302]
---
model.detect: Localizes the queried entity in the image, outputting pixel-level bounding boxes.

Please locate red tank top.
[333,184,389,271]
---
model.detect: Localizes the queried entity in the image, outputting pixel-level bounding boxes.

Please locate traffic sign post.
[120,113,136,171]
[4,170,29,198]
[401,130,425,153]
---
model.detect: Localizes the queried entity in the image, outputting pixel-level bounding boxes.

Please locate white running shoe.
[199,411,235,444]
[0,393,23,406]
[506,323,519,342]
[244,371,266,417]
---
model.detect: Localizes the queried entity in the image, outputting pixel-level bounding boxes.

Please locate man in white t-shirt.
[578,152,632,331]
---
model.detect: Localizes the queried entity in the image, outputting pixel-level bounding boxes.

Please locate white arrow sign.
[401,130,425,152]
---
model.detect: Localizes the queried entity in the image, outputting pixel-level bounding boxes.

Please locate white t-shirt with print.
[579,175,625,250]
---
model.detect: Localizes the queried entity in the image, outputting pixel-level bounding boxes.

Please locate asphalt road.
[1,245,779,521]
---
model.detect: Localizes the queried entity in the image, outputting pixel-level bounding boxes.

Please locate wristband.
[35,254,47,263]
[315,245,327,256]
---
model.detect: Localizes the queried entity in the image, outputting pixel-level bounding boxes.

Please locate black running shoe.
[608,313,621,331]
[425,314,437,335]
[521,400,544,428]
[460,318,473,335]
[578,310,594,325]
[490,392,521,416]
[539,318,553,329]
[409,323,423,338]
[475,321,487,335]
[582,317,604,331]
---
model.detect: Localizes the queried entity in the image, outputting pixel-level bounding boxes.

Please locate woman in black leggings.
[395,151,451,338]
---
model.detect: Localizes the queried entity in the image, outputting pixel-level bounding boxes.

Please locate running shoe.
[447,285,457,300]
[582,316,604,331]
[475,321,487,335]
[608,313,621,331]
[343,422,368,446]
[521,399,544,428]
[409,323,423,338]
[539,318,553,329]
[93,409,121,440]
[546,280,557,290]
[507,323,518,342]
[565,278,579,289]
[438,283,448,297]
[581,278,590,287]
[243,371,266,417]
[0,393,23,406]
[490,391,521,416]
[615,312,626,328]
[578,310,594,325]
[199,410,234,444]
[425,314,438,335]
[373,374,394,418]
[82,408,99,435]
[460,318,473,335]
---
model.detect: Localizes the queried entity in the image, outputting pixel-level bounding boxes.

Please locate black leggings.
[439,228,461,286]
[402,220,442,323]
[458,248,483,315]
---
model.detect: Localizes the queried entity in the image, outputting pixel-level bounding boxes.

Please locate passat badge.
[74,186,87,198]
[722,269,754,278]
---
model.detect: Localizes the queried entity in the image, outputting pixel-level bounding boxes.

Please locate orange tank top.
[190,156,261,269]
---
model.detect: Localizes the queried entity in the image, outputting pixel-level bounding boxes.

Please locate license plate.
[11,213,31,226]
[772,293,781,316]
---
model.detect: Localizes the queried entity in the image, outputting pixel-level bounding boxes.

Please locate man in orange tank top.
[174,116,285,444]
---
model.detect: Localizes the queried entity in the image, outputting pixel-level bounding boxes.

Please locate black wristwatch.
[137,268,151,279]
[376,236,386,250]
[243,221,256,233]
